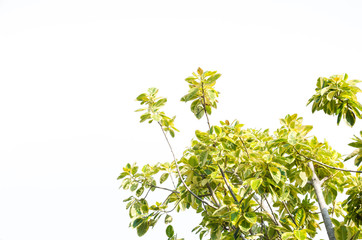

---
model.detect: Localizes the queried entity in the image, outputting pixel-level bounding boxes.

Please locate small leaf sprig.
[307,74,362,126]
[135,87,179,137]
[181,67,221,120]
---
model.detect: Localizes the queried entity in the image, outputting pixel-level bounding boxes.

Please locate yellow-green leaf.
[269,167,281,184]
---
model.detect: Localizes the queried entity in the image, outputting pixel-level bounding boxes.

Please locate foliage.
[180,67,221,119]
[306,74,362,126]
[119,68,362,240]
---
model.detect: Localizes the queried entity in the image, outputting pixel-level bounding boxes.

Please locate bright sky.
[1,1,362,239]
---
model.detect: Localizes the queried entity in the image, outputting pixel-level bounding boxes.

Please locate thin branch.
[238,137,250,159]
[206,183,220,207]
[143,188,152,199]
[158,122,218,209]
[200,82,211,129]
[198,193,212,198]
[133,179,179,194]
[162,199,182,214]
[263,194,280,227]
[218,163,238,203]
[282,201,297,227]
[169,170,177,189]
[294,147,362,173]
[224,169,283,227]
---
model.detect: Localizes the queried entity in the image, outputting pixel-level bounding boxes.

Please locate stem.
[158,122,218,209]
[238,137,250,159]
[206,183,220,207]
[218,163,238,203]
[225,170,283,227]
[133,179,179,194]
[263,195,280,227]
[169,170,177,189]
[294,147,362,173]
[308,161,336,240]
[282,201,297,227]
[201,82,211,129]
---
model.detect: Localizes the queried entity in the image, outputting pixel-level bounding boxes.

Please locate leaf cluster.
[306,74,362,126]
[180,67,221,119]
[136,87,179,137]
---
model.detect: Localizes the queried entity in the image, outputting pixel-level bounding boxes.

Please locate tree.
[118,68,362,240]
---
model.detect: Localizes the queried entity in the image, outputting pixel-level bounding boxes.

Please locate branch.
[308,161,336,240]
[218,163,238,203]
[263,194,280,227]
[169,170,177,189]
[282,201,297,227]
[206,183,220,207]
[201,82,211,129]
[225,170,283,227]
[133,179,179,194]
[294,147,362,174]
[158,122,218,209]
[238,137,250,159]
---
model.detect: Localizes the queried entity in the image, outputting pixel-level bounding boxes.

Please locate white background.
[1,0,362,239]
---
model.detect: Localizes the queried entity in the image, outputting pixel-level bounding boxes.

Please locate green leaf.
[335,226,351,240]
[206,89,218,103]
[140,113,151,123]
[152,114,162,122]
[154,98,167,107]
[160,173,169,184]
[281,232,294,240]
[294,229,307,240]
[239,218,252,231]
[140,199,149,214]
[299,171,308,187]
[288,131,298,145]
[337,111,342,125]
[131,166,138,175]
[181,87,199,102]
[166,225,174,238]
[327,91,336,101]
[250,179,263,191]
[137,221,149,237]
[117,172,128,179]
[136,93,148,101]
[205,73,221,86]
[136,187,144,197]
[188,156,199,167]
[130,182,138,191]
[295,208,306,227]
[133,218,144,228]
[349,230,361,240]
[269,167,281,184]
[148,87,158,95]
[244,212,257,224]
[346,109,356,127]
[165,214,173,224]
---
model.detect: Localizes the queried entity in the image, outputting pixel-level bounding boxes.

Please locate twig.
[263,194,280,227]
[238,137,250,159]
[218,163,238,203]
[169,170,177,189]
[143,188,152,199]
[294,147,362,173]
[158,122,218,209]
[201,82,211,129]
[206,183,220,207]
[133,179,179,194]
[162,199,182,214]
[282,201,297,227]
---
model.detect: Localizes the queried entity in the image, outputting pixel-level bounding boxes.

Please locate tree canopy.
[118,68,362,240]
